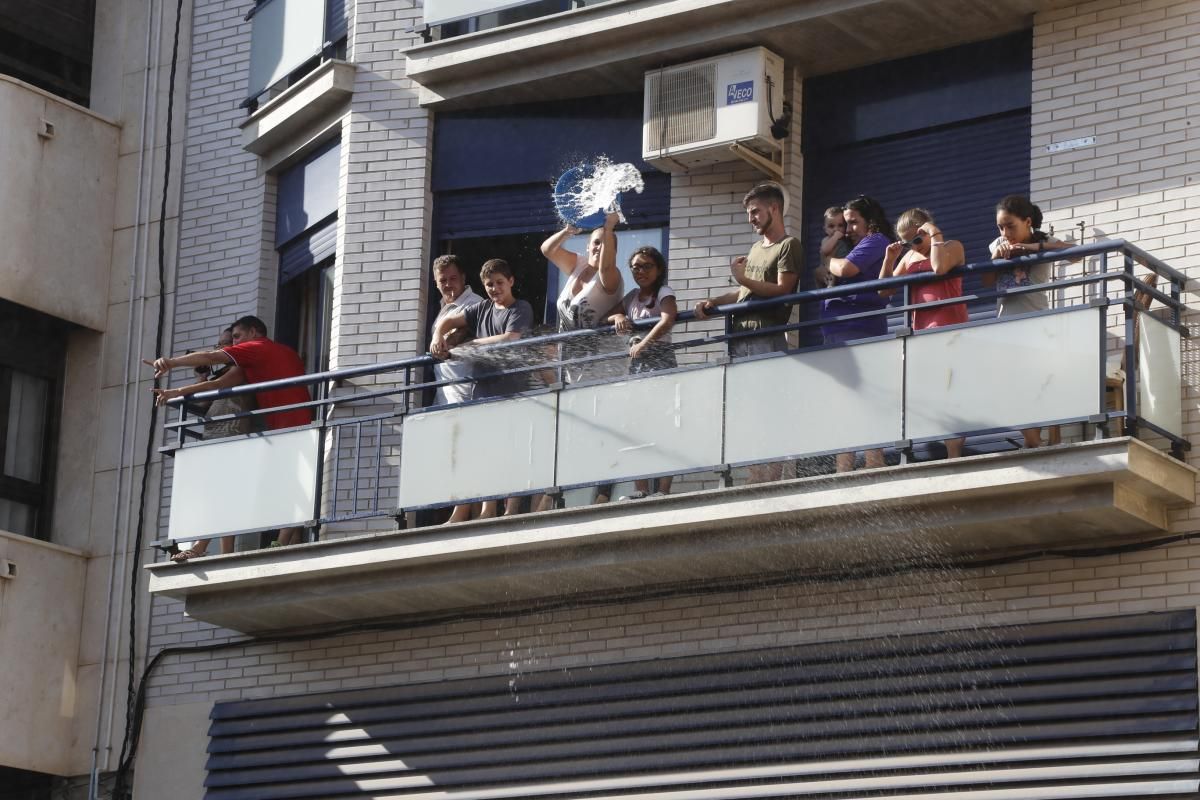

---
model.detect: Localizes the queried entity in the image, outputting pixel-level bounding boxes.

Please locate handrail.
[158,239,1191,545]
[168,239,1182,409]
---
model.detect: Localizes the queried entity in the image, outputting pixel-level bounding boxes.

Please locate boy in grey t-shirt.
[430,258,533,399]
[430,258,534,520]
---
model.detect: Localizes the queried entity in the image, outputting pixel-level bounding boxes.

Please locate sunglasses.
[630,262,658,271]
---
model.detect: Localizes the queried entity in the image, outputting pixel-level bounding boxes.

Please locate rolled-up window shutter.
[277,138,340,284]
[324,0,346,45]
[278,215,336,283]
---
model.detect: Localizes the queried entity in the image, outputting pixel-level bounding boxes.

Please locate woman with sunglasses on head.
[880,208,968,459]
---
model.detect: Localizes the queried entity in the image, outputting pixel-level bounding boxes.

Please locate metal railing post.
[1123,251,1139,439]
[352,421,363,515]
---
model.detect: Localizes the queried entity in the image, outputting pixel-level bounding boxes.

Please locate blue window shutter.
[279,215,337,284]
[802,111,1031,282]
[276,138,341,247]
[431,93,653,193]
[325,0,346,44]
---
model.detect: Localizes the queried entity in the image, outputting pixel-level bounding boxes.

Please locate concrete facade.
[126,0,1200,797]
[0,0,190,790]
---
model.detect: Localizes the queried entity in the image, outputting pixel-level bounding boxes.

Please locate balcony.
[240,59,355,162]
[147,242,1195,634]
[0,76,118,331]
[0,530,89,775]
[403,0,1044,108]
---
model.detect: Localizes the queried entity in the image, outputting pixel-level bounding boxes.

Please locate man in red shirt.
[145,315,310,430]
[145,315,312,549]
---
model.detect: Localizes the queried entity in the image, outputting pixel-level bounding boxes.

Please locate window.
[274,139,339,373]
[426,0,570,40]
[245,0,348,110]
[0,0,95,105]
[0,300,65,540]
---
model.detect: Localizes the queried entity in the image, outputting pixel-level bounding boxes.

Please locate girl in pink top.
[880,208,967,459]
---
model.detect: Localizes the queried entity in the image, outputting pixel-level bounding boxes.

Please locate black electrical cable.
[110,0,185,794]
[108,528,1200,797]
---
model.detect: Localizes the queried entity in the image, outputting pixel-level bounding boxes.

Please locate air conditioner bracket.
[729,142,783,181]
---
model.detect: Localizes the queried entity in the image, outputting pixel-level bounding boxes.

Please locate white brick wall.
[173,0,266,351]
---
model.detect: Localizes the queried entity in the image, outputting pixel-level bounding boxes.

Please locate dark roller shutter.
[803,110,1031,277]
[276,138,340,283]
[278,214,336,282]
[203,610,1199,799]
[325,0,346,45]
[434,171,670,241]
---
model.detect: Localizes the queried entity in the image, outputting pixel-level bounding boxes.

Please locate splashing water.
[557,157,645,225]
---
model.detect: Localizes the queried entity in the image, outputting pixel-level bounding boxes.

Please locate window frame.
[0,302,66,541]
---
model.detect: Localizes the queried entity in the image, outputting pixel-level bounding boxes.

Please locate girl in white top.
[542,212,624,385]
[609,245,677,374]
[607,245,678,499]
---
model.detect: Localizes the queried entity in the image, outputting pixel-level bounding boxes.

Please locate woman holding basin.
[541,210,624,504]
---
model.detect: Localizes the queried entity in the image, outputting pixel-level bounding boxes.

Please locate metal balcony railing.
[158,240,1189,551]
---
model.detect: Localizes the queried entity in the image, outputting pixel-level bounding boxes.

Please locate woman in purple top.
[821,195,895,473]
[821,195,895,345]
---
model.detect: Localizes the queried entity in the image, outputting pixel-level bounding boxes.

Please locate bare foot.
[445,505,473,524]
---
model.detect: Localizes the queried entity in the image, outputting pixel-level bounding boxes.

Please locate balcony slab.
[240,60,355,165]
[148,437,1195,634]
[405,0,1045,109]
[0,76,118,330]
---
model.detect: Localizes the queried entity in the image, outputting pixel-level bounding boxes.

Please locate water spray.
[553,157,645,229]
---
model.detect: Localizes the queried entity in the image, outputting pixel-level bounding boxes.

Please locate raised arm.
[925,224,965,276]
[541,225,582,276]
[877,240,907,297]
[597,212,621,293]
[143,349,233,379]
[151,365,246,407]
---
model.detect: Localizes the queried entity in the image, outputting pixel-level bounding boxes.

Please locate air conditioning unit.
[643,47,785,176]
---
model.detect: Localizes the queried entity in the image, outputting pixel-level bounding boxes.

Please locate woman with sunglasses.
[608,246,677,498]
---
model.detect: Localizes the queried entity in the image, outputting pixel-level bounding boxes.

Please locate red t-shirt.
[222,338,312,430]
[908,258,968,330]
